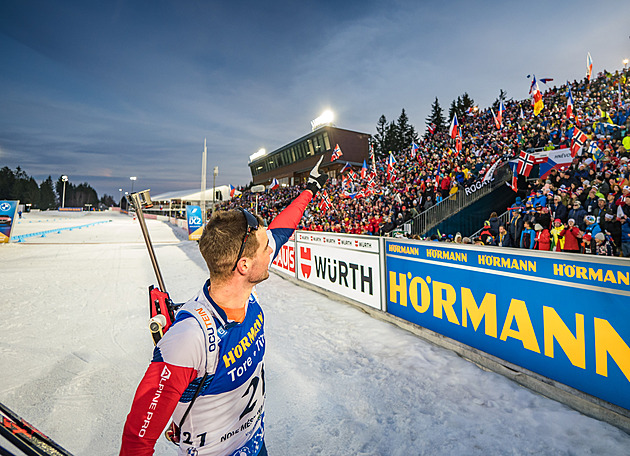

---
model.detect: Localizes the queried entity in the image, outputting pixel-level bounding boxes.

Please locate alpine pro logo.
[139,365,172,437]
[300,246,312,279]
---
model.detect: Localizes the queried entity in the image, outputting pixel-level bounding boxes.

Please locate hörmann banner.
[296,231,381,310]
[385,240,630,411]
[271,234,295,276]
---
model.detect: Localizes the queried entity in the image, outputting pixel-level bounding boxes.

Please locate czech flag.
[449,114,459,139]
[498,100,505,128]
[269,178,279,190]
[229,184,236,197]
[566,87,574,120]
[411,142,419,157]
[340,162,352,173]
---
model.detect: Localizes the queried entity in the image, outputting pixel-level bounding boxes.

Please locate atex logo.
[300,246,312,279]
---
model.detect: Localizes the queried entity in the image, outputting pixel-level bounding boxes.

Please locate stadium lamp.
[311,110,334,131]
[130,176,137,193]
[249,148,267,163]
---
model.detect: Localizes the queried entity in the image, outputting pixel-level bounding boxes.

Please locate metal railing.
[408,163,512,236]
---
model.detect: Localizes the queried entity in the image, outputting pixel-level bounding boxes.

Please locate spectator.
[520,221,536,249]
[496,225,513,247]
[550,219,565,252]
[479,221,496,245]
[568,201,587,231]
[621,215,630,257]
[594,232,614,256]
[488,211,502,237]
[560,218,582,253]
[534,223,551,251]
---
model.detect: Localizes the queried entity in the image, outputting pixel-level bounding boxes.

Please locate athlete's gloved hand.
[306,155,328,196]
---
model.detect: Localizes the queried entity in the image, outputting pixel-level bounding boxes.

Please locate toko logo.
[300,246,312,279]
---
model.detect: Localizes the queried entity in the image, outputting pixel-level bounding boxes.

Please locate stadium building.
[249,124,371,186]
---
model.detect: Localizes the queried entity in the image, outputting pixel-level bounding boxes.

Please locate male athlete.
[120,158,328,456]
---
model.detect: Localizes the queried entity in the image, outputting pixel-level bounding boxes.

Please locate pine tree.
[39,176,57,209]
[425,97,446,136]
[374,115,388,158]
[492,89,510,109]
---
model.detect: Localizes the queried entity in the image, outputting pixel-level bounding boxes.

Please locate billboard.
[296,231,382,310]
[271,234,295,276]
[385,240,630,411]
[186,205,203,241]
[0,200,19,243]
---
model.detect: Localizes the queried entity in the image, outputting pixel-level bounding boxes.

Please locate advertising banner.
[186,205,203,241]
[0,200,19,243]
[271,234,295,276]
[296,231,381,310]
[385,240,630,411]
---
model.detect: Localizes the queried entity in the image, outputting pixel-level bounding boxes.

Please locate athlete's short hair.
[199,210,264,283]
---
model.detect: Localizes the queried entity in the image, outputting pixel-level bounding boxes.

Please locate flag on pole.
[586,52,593,81]
[571,127,587,158]
[449,114,459,139]
[331,144,343,161]
[588,142,604,161]
[483,160,500,182]
[498,100,505,128]
[411,142,419,158]
[387,152,397,182]
[361,160,367,179]
[269,178,279,190]
[566,86,574,120]
[508,174,518,192]
[229,184,237,197]
[319,190,332,211]
[340,162,352,173]
[531,75,544,116]
[491,108,499,129]
[540,78,554,84]
[520,105,525,120]
[428,123,436,134]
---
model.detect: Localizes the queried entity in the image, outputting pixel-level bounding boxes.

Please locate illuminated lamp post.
[130,176,137,193]
[61,175,68,208]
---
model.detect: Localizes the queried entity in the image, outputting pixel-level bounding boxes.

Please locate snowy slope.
[1,211,628,455]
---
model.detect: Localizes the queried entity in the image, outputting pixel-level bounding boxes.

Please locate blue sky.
[1,0,629,198]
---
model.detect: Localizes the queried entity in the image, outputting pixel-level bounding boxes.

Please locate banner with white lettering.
[271,234,295,276]
[385,240,630,411]
[296,231,382,310]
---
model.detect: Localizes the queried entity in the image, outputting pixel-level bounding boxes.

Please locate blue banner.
[186,205,203,241]
[0,200,19,243]
[385,240,630,411]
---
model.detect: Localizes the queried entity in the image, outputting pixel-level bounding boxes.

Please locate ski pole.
[129,191,167,292]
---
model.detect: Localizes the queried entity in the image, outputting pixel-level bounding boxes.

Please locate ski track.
[1,211,629,456]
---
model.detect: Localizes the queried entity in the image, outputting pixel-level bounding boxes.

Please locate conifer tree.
[425,97,446,136]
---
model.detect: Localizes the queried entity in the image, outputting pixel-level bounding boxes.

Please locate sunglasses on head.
[232,208,259,271]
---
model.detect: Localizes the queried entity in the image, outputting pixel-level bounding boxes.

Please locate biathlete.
[120,157,328,456]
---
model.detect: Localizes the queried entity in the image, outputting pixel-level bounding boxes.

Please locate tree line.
[371,90,508,158]
[0,166,116,209]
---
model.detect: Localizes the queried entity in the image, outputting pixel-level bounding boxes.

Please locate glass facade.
[250,130,331,176]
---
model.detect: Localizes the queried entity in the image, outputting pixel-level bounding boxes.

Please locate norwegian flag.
[331,144,343,161]
[319,191,332,211]
[347,169,359,181]
[449,114,459,139]
[517,151,545,177]
[566,87,575,120]
[361,160,367,179]
[571,127,588,157]
[269,178,279,190]
[428,123,436,134]
[367,173,378,189]
[388,167,397,183]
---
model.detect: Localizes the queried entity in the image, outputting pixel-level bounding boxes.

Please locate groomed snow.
[1,211,629,455]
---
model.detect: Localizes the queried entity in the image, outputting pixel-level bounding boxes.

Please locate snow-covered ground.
[2,211,629,455]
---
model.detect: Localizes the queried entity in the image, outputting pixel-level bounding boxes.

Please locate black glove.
[306,155,328,196]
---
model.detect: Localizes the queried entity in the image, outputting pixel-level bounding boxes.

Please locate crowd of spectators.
[219,65,630,257]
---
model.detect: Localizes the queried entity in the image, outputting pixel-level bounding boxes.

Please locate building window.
[323,132,331,150]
